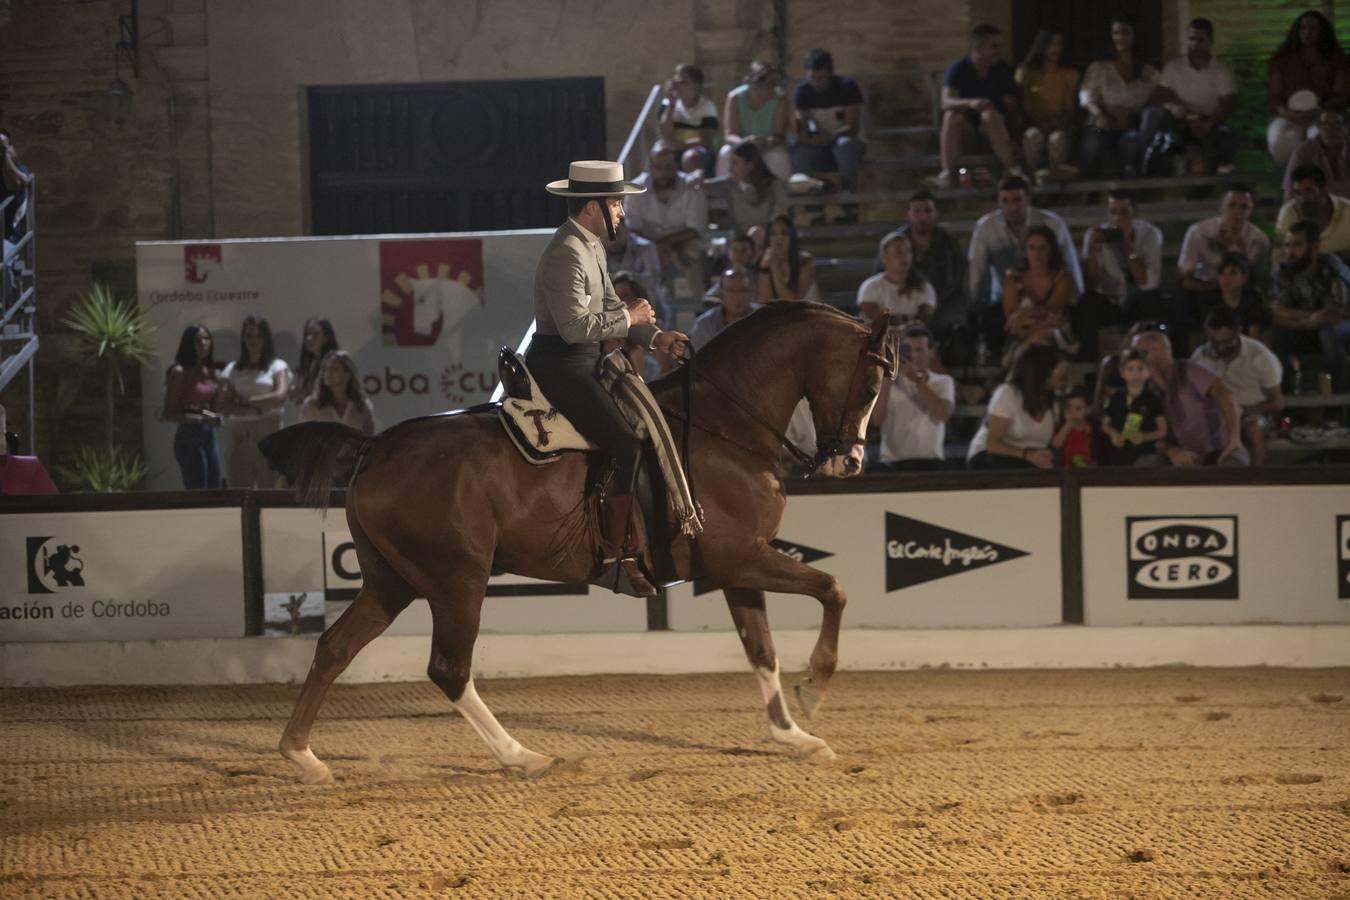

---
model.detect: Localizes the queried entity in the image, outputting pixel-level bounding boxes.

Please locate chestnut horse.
[262,302,893,783]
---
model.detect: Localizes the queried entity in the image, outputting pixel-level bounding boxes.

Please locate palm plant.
[56,444,148,492]
[61,283,154,451]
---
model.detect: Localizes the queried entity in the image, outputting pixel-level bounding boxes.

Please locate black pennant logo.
[884,513,1028,591]
[694,538,834,596]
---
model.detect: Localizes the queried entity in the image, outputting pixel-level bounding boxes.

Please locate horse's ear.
[868,311,890,346]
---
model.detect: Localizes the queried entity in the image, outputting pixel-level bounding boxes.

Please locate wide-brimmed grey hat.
[546,160,645,197]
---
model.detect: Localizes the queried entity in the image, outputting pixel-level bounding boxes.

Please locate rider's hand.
[654,330,689,357]
[626,299,656,327]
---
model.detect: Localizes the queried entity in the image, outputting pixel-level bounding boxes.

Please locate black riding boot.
[602,492,656,597]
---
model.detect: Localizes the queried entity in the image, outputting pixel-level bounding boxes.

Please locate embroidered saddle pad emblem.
[495,350,596,464]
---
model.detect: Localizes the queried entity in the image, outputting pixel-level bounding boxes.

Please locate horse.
[261,302,894,783]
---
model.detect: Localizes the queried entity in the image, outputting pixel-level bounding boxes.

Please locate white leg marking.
[280,744,333,785]
[754,661,835,760]
[453,678,556,777]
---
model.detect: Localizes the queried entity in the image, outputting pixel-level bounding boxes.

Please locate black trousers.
[526,334,642,494]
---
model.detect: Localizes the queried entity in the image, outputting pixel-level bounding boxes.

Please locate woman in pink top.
[162,324,224,489]
[300,351,376,435]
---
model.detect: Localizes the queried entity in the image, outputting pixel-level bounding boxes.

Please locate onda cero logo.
[27,537,86,594]
[1127,517,1238,600]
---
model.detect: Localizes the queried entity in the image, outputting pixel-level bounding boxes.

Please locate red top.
[0,455,59,495]
[1061,426,1095,467]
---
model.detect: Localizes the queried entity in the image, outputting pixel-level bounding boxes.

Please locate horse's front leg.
[728,542,846,720]
[724,587,835,760]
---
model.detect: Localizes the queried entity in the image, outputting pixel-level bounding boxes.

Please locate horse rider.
[530,160,689,596]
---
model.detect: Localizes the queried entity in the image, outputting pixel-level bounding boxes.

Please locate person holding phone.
[872,325,955,472]
[1078,188,1163,358]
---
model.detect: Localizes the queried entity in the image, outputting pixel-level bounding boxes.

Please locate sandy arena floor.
[1,668,1348,898]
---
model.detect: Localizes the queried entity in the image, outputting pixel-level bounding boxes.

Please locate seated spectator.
[1100,349,1167,466]
[719,61,791,181]
[689,267,759,351]
[702,232,757,305]
[1078,188,1164,358]
[659,64,718,174]
[757,213,819,301]
[872,325,954,472]
[1192,305,1283,465]
[1017,28,1080,180]
[704,141,789,234]
[969,176,1082,357]
[611,271,674,379]
[1271,220,1350,390]
[791,48,865,195]
[1177,185,1270,352]
[1079,17,1159,178]
[299,350,376,435]
[1002,225,1077,363]
[1051,387,1095,466]
[605,222,669,327]
[1267,10,1349,169]
[893,192,969,362]
[220,315,292,488]
[932,24,1021,188]
[1093,320,1167,418]
[162,323,225,490]
[290,318,339,407]
[1131,328,1245,466]
[0,402,58,495]
[1276,163,1350,258]
[1284,109,1350,199]
[625,142,709,301]
[858,231,935,327]
[1142,18,1238,175]
[967,343,1066,469]
[1213,252,1271,338]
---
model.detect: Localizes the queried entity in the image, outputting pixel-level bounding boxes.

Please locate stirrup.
[601,555,656,598]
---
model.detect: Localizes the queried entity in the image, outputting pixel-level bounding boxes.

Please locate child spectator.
[299,350,376,434]
[1101,348,1168,466]
[1052,387,1095,466]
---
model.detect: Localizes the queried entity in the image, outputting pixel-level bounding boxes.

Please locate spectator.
[702,232,757,305]
[689,267,759,351]
[1092,320,1168,418]
[1177,185,1270,352]
[969,175,1082,356]
[604,222,669,327]
[1079,17,1159,178]
[757,213,819,301]
[162,324,224,490]
[1100,349,1167,466]
[1131,328,1245,466]
[1051,387,1095,467]
[932,24,1021,188]
[895,191,969,360]
[858,231,935,327]
[1271,220,1350,391]
[719,61,791,181]
[220,315,291,488]
[1078,188,1164,358]
[1283,109,1350,199]
[1267,10,1349,169]
[626,141,709,301]
[967,343,1066,469]
[705,141,789,234]
[290,318,338,407]
[610,271,670,379]
[299,350,376,435]
[0,128,32,244]
[872,325,954,472]
[791,48,866,194]
[1017,28,1079,180]
[0,402,58,495]
[1142,18,1238,175]
[1276,163,1350,258]
[1192,305,1283,466]
[1002,224,1077,363]
[659,63,718,174]
[1213,252,1271,338]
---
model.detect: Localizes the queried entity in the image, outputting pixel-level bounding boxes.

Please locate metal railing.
[0,176,38,454]
[618,83,664,179]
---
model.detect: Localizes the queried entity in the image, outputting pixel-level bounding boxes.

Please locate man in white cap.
[530,160,689,596]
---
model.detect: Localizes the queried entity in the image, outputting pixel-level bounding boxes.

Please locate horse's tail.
[259,421,372,508]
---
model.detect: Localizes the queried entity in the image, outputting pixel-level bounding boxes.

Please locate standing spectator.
[757,213,819,301]
[689,267,759,351]
[968,175,1082,355]
[220,315,291,488]
[1213,252,1271,338]
[604,222,669,327]
[626,142,709,301]
[162,324,224,489]
[1275,163,1350,258]
[1017,28,1080,180]
[1176,185,1270,352]
[896,192,968,360]
[1002,225,1077,363]
[1078,188,1164,357]
[857,231,935,327]
[1283,110,1350,199]
[659,63,718,174]
[0,128,32,244]
[967,343,1066,469]
[791,48,866,194]
[1131,328,1245,466]
[719,61,791,181]
[704,141,789,234]
[1267,10,1349,169]
[1079,17,1160,178]
[1100,349,1167,466]
[300,350,376,435]
[1192,305,1283,465]
[1142,18,1239,175]
[872,325,954,472]
[1271,220,1350,390]
[290,318,339,407]
[931,24,1021,188]
[1051,387,1095,467]
[702,232,757,306]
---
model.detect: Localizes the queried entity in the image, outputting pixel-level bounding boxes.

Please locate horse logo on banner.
[379,239,484,347]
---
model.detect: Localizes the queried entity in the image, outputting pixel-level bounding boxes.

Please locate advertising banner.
[137,230,550,490]
[0,509,244,641]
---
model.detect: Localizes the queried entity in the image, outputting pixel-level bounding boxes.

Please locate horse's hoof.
[794,679,825,720]
[804,743,837,763]
[512,752,559,780]
[281,745,333,785]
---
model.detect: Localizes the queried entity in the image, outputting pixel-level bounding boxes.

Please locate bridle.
[812,315,896,467]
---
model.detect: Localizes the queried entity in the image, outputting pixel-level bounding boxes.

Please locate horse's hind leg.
[279,538,413,784]
[725,587,835,761]
[425,574,557,778]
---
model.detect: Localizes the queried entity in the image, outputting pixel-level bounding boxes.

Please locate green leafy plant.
[61,282,154,446]
[56,444,148,493]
